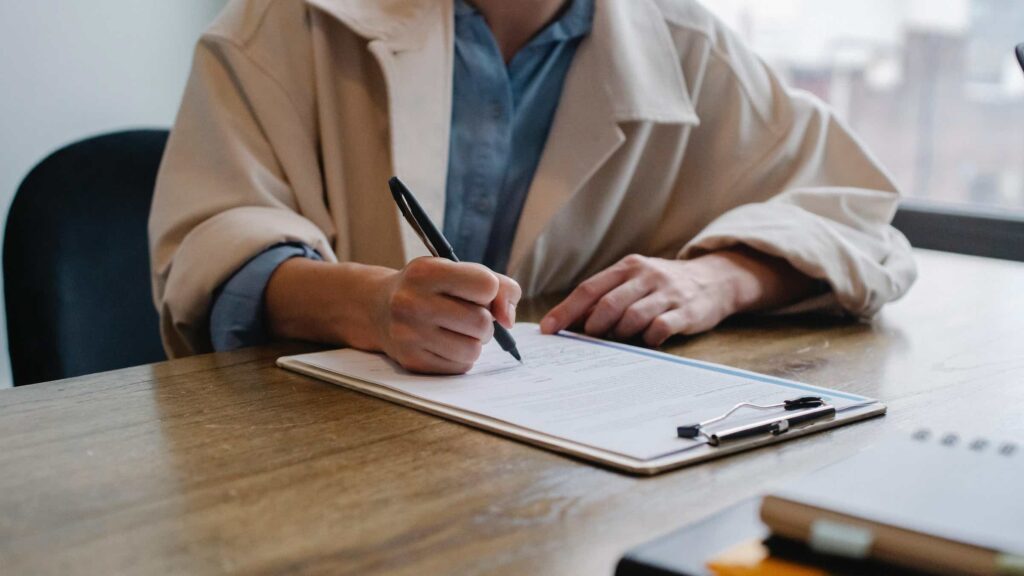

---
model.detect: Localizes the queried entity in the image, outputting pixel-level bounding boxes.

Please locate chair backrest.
[4,130,169,385]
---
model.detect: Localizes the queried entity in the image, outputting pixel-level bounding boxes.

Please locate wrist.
[707,250,767,313]
[683,251,758,314]
[265,258,398,350]
[696,246,822,313]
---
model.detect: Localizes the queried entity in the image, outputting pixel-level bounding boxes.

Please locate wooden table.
[2,249,1023,575]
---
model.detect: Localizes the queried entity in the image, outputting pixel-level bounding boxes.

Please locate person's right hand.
[373,257,521,374]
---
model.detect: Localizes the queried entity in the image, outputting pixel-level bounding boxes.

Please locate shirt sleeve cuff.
[209,243,322,351]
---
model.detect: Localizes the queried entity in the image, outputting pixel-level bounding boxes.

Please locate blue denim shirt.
[445,0,593,271]
[209,0,594,351]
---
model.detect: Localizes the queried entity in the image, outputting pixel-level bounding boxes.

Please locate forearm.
[265,258,396,351]
[705,246,825,314]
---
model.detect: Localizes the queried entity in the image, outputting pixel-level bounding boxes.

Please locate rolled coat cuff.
[677,190,917,318]
[209,243,323,352]
[157,206,336,357]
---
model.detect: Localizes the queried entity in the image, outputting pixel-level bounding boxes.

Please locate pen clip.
[392,186,440,258]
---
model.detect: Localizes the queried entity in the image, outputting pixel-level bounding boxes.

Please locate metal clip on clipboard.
[676,396,836,446]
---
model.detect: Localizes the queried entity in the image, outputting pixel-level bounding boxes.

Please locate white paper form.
[290,324,874,461]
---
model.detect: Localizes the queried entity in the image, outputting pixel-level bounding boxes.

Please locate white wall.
[0,1,226,387]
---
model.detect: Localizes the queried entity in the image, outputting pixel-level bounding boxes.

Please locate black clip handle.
[676,425,702,439]
[783,396,824,410]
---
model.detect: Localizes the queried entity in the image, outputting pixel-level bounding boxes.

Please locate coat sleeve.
[676,20,916,318]
[149,36,337,357]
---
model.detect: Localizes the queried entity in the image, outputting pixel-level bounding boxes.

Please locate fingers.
[430,296,495,341]
[641,302,720,347]
[422,327,485,366]
[397,348,475,375]
[490,274,522,329]
[386,320,483,375]
[612,294,672,339]
[405,258,500,306]
[582,278,651,336]
[642,309,689,348]
[403,259,520,331]
[540,265,628,334]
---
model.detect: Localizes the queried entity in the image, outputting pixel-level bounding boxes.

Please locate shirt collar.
[453,0,476,18]
[454,0,594,47]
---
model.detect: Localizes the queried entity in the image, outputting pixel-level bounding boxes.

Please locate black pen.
[388,176,523,363]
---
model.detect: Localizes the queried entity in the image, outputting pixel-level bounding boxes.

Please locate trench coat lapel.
[308,0,454,263]
[506,0,700,276]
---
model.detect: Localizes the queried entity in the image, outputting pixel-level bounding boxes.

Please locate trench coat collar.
[305,0,700,267]
[305,0,438,51]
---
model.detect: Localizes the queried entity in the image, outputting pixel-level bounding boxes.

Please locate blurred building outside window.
[703,0,1024,214]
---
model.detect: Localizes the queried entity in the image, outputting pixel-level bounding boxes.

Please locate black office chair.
[4,130,169,386]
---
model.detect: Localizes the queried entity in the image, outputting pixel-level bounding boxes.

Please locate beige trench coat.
[150,0,917,357]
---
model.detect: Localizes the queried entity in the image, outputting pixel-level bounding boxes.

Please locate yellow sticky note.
[707,540,827,576]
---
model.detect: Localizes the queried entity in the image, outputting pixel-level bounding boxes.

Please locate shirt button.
[490,103,504,120]
[474,197,493,212]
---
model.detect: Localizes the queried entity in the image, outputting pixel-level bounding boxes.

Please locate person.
[149,0,916,374]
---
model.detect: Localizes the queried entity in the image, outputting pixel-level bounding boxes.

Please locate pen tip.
[511,349,522,363]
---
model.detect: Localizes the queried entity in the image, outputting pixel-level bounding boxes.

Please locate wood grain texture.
[2,249,1023,575]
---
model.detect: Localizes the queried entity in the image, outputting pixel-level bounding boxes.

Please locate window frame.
[892,200,1024,262]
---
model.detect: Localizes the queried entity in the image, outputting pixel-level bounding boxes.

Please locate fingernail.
[540,317,557,334]
[507,301,517,324]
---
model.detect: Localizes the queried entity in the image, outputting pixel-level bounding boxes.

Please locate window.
[703,0,1024,215]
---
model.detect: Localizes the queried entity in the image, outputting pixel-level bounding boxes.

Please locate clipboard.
[278,327,886,476]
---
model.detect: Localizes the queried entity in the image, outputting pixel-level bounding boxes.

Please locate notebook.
[615,498,928,576]
[761,431,1024,575]
[277,323,885,475]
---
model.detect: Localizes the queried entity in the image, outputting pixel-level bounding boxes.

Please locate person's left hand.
[539,250,820,347]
